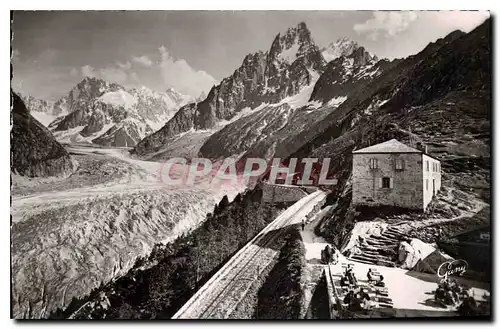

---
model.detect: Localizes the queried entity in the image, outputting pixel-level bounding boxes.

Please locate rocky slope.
[18,94,65,126]
[132,22,328,157]
[44,77,192,146]
[10,91,75,177]
[321,37,374,63]
[286,20,490,242]
[198,46,384,161]
[309,47,390,104]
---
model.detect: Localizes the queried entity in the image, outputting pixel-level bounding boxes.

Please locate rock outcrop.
[288,20,491,242]
[132,22,327,156]
[10,91,75,177]
[45,77,191,147]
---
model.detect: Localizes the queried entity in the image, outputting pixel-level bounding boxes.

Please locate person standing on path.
[301,219,305,231]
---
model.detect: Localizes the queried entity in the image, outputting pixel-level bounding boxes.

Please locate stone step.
[378,303,394,308]
[365,237,390,244]
[361,245,381,252]
[352,256,396,268]
[351,253,394,265]
[365,239,398,247]
[372,238,399,245]
[386,228,404,234]
[386,227,407,235]
[360,250,393,260]
[383,232,401,240]
[361,249,380,255]
[376,235,400,241]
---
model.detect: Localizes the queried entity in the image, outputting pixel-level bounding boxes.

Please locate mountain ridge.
[132,22,359,157]
[11,91,75,177]
[22,77,193,146]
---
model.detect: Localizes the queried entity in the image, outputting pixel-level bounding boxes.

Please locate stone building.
[352,139,441,211]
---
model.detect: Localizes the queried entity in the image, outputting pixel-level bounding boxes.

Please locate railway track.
[172,191,326,319]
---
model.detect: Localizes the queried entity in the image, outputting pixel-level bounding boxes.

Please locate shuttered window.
[369,158,378,169]
[426,161,429,171]
[382,177,391,188]
[395,159,404,171]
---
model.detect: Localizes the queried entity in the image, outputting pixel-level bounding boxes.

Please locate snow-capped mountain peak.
[164,87,193,105]
[41,78,191,147]
[321,37,363,63]
[98,89,138,109]
[269,22,324,70]
[17,93,63,126]
[196,91,207,103]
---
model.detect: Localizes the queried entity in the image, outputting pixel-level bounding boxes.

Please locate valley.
[11,143,246,319]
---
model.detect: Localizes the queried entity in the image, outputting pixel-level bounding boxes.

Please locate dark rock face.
[11,91,74,177]
[53,77,123,130]
[198,47,385,161]
[80,108,108,137]
[48,77,188,147]
[132,22,326,156]
[310,47,388,104]
[19,94,55,115]
[321,37,365,63]
[134,103,199,154]
[283,19,491,208]
[92,120,152,147]
[52,78,130,133]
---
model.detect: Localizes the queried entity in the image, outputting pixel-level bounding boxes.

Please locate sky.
[11,10,490,100]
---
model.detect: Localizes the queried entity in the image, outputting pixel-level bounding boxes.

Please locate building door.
[433,179,435,196]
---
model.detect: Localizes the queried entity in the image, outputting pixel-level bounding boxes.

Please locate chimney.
[415,141,428,154]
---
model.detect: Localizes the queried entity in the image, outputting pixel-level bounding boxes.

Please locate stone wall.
[352,153,424,209]
[422,154,442,210]
[261,182,310,203]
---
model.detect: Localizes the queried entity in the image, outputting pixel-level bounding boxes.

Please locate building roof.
[352,139,423,154]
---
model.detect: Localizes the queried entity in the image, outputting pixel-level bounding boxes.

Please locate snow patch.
[364,98,389,115]
[322,38,360,63]
[280,41,300,65]
[276,70,320,110]
[327,96,348,107]
[31,112,59,127]
[98,90,138,109]
[217,103,269,127]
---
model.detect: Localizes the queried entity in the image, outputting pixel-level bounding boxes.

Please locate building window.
[426,179,429,191]
[369,158,378,169]
[480,233,490,241]
[395,159,404,171]
[426,160,429,171]
[382,177,391,188]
